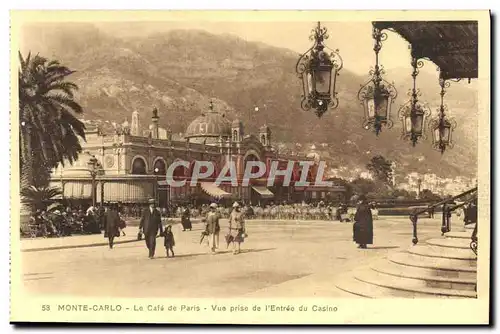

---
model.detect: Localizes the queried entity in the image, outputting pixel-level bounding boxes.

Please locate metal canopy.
[372,21,478,80]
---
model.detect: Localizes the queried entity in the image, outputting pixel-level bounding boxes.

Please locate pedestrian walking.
[353,195,373,249]
[204,203,220,254]
[227,202,246,255]
[103,203,120,249]
[118,216,127,236]
[163,225,175,258]
[139,198,164,259]
[181,207,192,231]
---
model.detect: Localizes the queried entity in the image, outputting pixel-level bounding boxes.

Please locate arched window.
[233,130,238,142]
[260,134,266,145]
[153,159,166,175]
[131,157,147,174]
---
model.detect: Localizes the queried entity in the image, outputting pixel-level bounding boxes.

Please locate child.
[163,225,175,258]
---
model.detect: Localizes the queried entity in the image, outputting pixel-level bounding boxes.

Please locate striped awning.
[52,181,93,199]
[200,182,231,199]
[101,181,153,203]
[251,186,274,198]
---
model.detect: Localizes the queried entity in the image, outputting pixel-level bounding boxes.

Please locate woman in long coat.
[353,195,373,249]
[181,206,192,231]
[228,202,246,255]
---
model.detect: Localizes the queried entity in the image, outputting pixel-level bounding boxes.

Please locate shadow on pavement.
[367,246,400,250]
[238,248,276,254]
[152,248,277,259]
[167,252,213,259]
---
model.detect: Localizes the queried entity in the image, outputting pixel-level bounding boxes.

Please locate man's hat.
[148,198,156,204]
[210,203,218,209]
[232,202,240,208]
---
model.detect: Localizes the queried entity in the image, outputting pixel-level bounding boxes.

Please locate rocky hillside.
[19,23,478,179]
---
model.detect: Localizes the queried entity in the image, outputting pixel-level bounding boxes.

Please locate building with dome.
[49,102,345,208]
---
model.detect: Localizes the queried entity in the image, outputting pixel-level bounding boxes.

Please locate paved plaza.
[20,217,444,298]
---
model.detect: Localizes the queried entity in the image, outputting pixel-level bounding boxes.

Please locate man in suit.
[139,198,163,259]
[104,203,120,249]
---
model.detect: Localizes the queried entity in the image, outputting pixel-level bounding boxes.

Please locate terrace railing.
[409,187,477,245]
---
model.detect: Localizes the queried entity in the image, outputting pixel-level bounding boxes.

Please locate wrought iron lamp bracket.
[358,25,397,136]
[428,75,458,154]
[296,22,343,117]
[398,56,431,146]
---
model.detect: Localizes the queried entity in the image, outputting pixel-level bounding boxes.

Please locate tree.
[392,188,416,200]
[20,185,63,212]
[327,177,353,201]
[367,155,393,186]
[349,178,377,196]
[19,51,86,189]
[419,189,442,202]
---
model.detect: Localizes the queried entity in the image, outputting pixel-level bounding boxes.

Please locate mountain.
[18,23,478,179]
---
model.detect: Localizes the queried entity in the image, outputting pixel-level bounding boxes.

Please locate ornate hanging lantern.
[296,22,343,118]
[398,56,431,146]
[358,25,397,136]
[429,77,457,154]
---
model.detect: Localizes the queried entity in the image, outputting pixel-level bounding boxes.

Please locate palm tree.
[19,51,86,188]
[20,185,63,212]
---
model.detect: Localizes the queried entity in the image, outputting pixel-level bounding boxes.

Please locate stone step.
[426,237,472,249]
[371,262,476,292]
[334,274,395,298]
[389,252,477,274]
[465,224,476,230]
[354,269,477,298]
[408,244,477,261]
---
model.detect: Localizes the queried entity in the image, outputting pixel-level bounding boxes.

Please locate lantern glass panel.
[313,68,332,94]
[440,126,450,143]
[375,95,389,119]
[366,98,376,118]
[405,115,412,133]
[411,113,424,134]
[306,73,314,94]
[433,127,440,143]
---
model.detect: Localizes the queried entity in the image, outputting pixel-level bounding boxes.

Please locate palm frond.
[19,51,86,188]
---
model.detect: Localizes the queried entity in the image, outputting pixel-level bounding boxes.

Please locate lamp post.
[154,167,160,206]
[87,155,99,208]
[398,56,431,146]
[296,21,343,118]
[358,25,397,136]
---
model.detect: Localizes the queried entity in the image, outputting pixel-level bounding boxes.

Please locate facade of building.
[49,103,345,208]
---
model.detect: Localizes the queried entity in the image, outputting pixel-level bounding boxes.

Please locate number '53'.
[42,305,50,311]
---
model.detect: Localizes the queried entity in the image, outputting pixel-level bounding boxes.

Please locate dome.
[185,102,231,139]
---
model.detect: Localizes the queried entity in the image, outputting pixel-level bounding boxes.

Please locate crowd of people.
[21,200,372,239]
[22,207,101,238]
[21,205,124,238]
[136,199,248,259]
[22,196,476,244]
[171,201,364,222]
